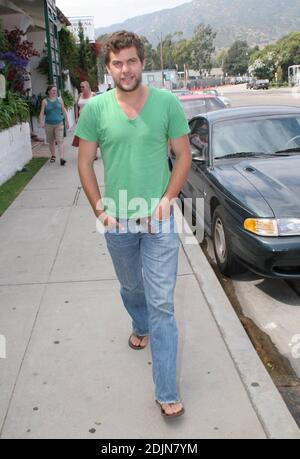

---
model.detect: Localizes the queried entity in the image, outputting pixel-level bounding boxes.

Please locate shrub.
[0,28,39,95]
[0,92,30,132]
[24,94,43,117]
[62,90,74,110]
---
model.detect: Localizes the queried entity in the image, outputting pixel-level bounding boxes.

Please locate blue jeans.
[104,212,180,403]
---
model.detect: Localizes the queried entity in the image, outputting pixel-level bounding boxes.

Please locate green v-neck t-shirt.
[75,86,190,219]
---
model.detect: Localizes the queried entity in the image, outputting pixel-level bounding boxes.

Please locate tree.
[97,34,110,83]
[190,24,216,76]
[213,48,228,69]
[78,23,92,80]
[59,27,79,87]
[276,32,300,79]
[248,57,275,80]
[141,36,158,71]
[58,25,101,90]
[223,40,250,76]
[157,33,178,69]
[77,22,99,90]
[248,32,300,82]
[173,36,193,72]
[249,43,277,80]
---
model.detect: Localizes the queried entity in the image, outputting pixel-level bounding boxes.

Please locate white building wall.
[1,13,31,32]
[0,123,32,186]
[27,30,48,97]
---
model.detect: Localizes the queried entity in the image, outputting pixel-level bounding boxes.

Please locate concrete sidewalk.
[0,134,299,439]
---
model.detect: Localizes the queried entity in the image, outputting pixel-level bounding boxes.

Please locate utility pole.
[160,32,164,88]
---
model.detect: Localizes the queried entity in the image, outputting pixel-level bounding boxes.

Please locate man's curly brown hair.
[104,30,145,66]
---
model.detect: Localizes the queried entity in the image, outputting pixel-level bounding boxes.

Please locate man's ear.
[106,65,111,75]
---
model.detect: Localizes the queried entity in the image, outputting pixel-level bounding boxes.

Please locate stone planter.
[0,122,32,186]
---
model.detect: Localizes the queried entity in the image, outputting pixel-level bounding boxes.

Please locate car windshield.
[213,115,300,158]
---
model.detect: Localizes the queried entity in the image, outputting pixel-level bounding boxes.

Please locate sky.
[56,0,189,28]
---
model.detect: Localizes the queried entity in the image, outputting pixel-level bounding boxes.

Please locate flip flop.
[50,155,56,163]
[156,400,185,418]
[128,334,148,350]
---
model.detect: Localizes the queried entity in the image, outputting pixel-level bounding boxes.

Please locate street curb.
[175,206,300,439]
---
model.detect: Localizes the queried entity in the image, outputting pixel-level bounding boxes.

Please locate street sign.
[68,17,95,44]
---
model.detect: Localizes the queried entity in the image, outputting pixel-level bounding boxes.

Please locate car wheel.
[212,206,245,276]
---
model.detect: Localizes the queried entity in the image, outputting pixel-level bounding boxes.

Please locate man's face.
[107,47,145,93]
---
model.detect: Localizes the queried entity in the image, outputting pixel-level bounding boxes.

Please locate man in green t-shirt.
[76,31,191,418]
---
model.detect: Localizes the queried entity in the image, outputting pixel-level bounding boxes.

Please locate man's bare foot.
[128,334,149,350]
[156,401,185,417]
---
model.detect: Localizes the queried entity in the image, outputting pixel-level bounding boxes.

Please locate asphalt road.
[222,83,300,108]
[205,85,300,381]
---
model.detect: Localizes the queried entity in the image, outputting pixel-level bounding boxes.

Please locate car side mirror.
[191,146,205,162]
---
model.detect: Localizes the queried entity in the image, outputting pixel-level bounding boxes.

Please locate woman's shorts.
[45,123,64,143]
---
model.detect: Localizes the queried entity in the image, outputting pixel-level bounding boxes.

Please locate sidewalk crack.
[73,186,82,206]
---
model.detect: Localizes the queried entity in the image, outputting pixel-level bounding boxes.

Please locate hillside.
[95,0,300,48]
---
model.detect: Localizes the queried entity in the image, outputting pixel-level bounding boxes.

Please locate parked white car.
[201,89,231,108]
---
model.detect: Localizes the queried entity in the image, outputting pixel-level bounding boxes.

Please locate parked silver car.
[178,94,226,120]
[202,89,231,108]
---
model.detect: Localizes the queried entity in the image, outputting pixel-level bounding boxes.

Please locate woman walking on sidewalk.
[39,85,69,166]
[72,81,96,149]
[72,82,97,160]
[75,81,96,123]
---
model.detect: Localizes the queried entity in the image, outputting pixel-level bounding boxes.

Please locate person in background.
[75,81,96,122]
[39,85,69,166]
[72,81,96,151]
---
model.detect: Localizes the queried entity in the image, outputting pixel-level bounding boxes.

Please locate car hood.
[212,162,274,217]
[234,156,300,217]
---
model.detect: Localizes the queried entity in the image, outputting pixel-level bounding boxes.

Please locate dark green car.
[170,106,300,278]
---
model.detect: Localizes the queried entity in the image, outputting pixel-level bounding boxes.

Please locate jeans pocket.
[104,219,129,234]
[150,210,175,234]
[152,206,174,223]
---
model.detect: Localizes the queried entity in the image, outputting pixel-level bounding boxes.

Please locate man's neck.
[116,84,147,104]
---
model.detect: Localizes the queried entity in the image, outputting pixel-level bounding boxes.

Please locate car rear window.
[180,99,206,120]
[205,98,226,111]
